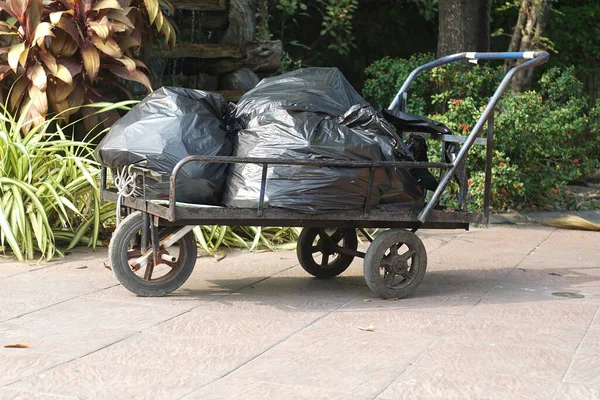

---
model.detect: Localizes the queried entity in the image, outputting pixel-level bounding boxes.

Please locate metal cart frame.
[102,51,549,298]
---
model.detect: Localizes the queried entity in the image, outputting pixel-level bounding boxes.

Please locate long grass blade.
[0,205,23,261]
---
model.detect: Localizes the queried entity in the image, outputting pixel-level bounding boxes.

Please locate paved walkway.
[0,221,599,399]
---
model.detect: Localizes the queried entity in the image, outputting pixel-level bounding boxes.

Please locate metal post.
[145,217,160,280]
[363,167,376,215]
[257,163,268,216]
[142,171,148,212]
[398,92,408,112]
[100,167,107,194]
[141,212,149,253]
[483,111,494,224]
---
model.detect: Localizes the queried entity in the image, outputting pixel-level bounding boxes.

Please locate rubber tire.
[363,229,427,299]
[297,228,358,278]
[109,211,197,297]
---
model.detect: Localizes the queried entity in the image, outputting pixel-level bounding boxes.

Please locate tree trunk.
[437,0,493,57]
[506,0,550,91]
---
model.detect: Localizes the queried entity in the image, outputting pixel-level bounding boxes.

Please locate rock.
[583,169,600,188]
[193,73,219,91]
[219,68,260,90]
[244,41,283,72]
[203,41,283,74]
[221,0,257,45]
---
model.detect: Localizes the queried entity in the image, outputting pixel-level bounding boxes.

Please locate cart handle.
[388,51,549,111]
[410,51,549,224]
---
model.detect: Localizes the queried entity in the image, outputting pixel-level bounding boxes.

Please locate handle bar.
[388,51,549,111]
[395,51,549,223]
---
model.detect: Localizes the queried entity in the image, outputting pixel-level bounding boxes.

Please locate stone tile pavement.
[0,221,599,399]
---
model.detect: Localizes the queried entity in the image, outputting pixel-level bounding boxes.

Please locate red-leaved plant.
[0,0,175,129]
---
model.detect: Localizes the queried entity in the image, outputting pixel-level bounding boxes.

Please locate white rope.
[114,165,138,227]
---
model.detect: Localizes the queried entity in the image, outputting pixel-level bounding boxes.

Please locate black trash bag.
[404,134,439,191]
[224,92,424,212]
[234,67,368,126]
[382,109,452,135]
[96,87,234,204]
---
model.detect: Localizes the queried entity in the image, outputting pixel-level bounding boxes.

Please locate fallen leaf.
[103,262,112,271]
[363,299,371,302]
[4,343,29,349]
[358,325,375,332]
[214,250,226,262]
[384,297,399,301]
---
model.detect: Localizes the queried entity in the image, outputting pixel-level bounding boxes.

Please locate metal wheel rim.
[378,241,419,290]
[125,227,183,283]
[309,228,349,268]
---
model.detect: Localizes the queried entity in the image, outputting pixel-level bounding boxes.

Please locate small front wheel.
[297,228,358,278]
[108,211,197,297]
[364,229,427,299]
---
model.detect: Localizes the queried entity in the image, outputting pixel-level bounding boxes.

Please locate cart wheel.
[108,211,197,297]
[364,229,427,299]
[297,228,358,278]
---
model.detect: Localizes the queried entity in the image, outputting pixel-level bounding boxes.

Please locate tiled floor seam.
[425,230,468,256]
[175,288,370,400]
[0,260,82,278]
[368,309,473,400]
[368,229,545,399]
[496,227,556,283]
[114,264,301,340]
[551,307,600,400]
[0,332,140,390]
[0,387,77,399]
[181,263,299,311]
[0,283,120,323]
[182,378,361,400]
[469,227,557,310]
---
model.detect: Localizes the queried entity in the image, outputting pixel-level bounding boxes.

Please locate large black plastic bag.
[96,87,234,204]
[234,67,368,125]
[223,69,424,212]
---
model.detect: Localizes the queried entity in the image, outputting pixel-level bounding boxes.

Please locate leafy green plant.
[411,0,438,22]
[428,64,502,111]
[193,225,301,254]
[433,67,600,211]
[318,0,358,56]
[276,51,304,74]
[276,0,308,40]
[0,0,175,129]
[363,53,435,113]
[0,97,134,261]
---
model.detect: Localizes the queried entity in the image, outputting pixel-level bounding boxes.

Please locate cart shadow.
[177,267,600,312]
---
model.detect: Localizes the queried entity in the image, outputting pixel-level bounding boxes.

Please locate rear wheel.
[297,228,358,278]
[108,212,197,297]
[364,229,427,299]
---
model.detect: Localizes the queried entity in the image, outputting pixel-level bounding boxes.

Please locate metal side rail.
[168,156,453,222]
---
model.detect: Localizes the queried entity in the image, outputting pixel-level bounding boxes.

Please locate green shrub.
[0,99,133,261]
[363,53,434,113]
[364,56,600,211]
